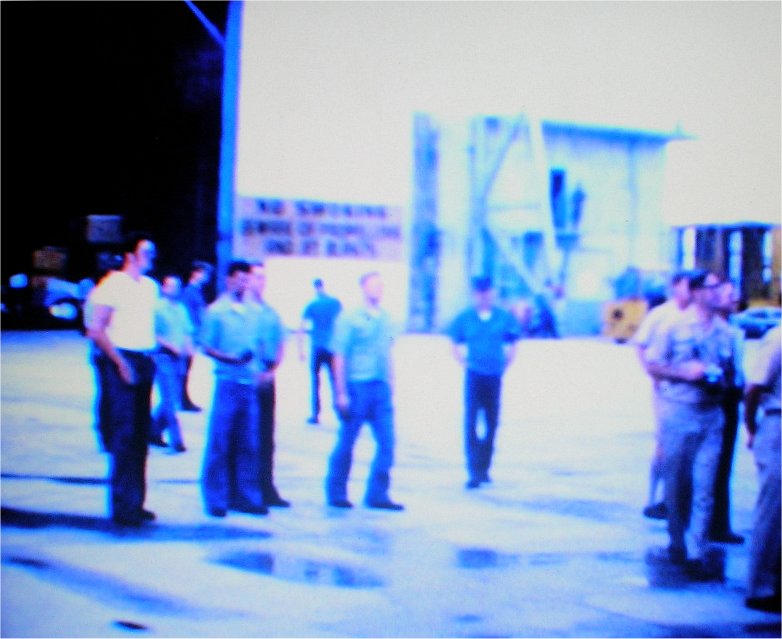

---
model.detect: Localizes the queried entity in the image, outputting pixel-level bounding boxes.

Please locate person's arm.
[87,304,135,384]
[503,340,517,369]
[643,321,705,382]
[333,353,349,410]
[743,384,763,450]
[297,318,309,361]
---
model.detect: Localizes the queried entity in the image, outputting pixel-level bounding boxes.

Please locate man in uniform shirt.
[743,325,781,613]
[644,270,735,576]
[246,261,289,508]
[200,260,267,518]
[325,272,403,511]
[150,274,194,453]
[87,231,159,527]
[448,276,521,489]
[297,278,342,425]
[633,270,692,519]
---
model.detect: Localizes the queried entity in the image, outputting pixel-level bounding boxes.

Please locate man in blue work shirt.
[325,271,404,511]
[297,278,342,425]
[246,261,289,508]
[448,276,521,489]
[200,260,267,518]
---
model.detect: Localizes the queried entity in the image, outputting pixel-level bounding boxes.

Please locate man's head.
[360,271,383,306]
[313,278,324,295]
[122,231,156,274]
[689,270,721,311]
[225,260,251,299]
[471,276,494,311]
[249,261,266,299]
[190,261,213,286]
[670,270,692,309]
[716,279,740,316]
[161,274,182,299]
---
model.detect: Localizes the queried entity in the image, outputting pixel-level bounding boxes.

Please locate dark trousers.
[181,354,196,406]
[257,380,280,501]
[310,347,335,418]
[326,380,395,504]
[464,370,502,481]
[99,350,155,521]
[710,389,742,536]
[90,349,113,452]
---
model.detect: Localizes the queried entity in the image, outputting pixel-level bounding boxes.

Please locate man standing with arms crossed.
[87,231,159,527]
[448,276,521,489]
[297,278,342,425]
[325,272,404,511]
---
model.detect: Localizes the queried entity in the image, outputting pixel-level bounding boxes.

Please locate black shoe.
[645,544,687,566]
[112,514,144,528]
[365,500,404,511]
[328,499,353,509]
[643,502,667,520]
[711,531,744,544]
[231,504,269,516]
[171,444,187,453]
[465,479,481,489]
[266,497,291,508]
[307,416,319,425]
[207,507,227,518]
[149,437,168,448]
[182,402,202,413]
[140,509,156,521]
[479,474,492,484]
[745,595,782,614]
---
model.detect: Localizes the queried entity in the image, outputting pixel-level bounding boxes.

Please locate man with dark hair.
[87,231,159,527]
[326,271,403,510]
[297,278,342,425]
[200,260,267,518]
[644,270,735,578]
[180,260,214,411]
[448,276,521,489]
[633,269,692,519]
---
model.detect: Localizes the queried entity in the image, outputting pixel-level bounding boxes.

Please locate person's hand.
[116,357,135,385]
[335,391,349,412]
[747,432,755,450]
[679,361,706,382]
[257,370,275,385]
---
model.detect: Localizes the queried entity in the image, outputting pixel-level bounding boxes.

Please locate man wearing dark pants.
[297,278,342,424]
[87,231,159,527]
[448,276,521,489]
[247,261,289,508]
[326,272,403,511]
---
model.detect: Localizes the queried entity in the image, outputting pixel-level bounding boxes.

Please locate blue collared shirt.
[330,306,395,382]
[448,306,521,376]
[201,294,259,383]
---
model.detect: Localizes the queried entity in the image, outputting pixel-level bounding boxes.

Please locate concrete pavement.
[1,329,780,637]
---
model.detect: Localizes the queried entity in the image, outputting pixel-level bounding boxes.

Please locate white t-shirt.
[632,300,685,350]
[90,271,159,351]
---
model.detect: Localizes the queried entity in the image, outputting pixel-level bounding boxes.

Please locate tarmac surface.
[1,329,780,638]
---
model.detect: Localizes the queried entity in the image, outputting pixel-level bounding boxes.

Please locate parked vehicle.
[731,306,781,339]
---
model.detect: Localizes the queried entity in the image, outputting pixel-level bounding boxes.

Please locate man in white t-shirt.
[87,231,160,527]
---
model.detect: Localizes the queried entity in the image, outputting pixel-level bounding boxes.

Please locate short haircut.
[226,260,251,277]
[191,260,213,275]
[121,231,154,256]
[670,269,691,285]
[471,276,493,292]
[689,269,720,290]
[313,278,324,288]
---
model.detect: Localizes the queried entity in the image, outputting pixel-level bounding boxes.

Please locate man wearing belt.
[325,271,403,511]
[644,270,735,576]
[200,260,267,518]
[88,231,160,527]
[743,324,781,613]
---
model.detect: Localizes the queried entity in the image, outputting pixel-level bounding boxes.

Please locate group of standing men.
[634,268,780,612]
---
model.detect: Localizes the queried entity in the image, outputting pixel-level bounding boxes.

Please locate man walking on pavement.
[742,324,781,614]
[644,270,736,578]
[180,260,213,412]
[246,261,290,508]
[297,278,342,425]
[325,271,404,511]
[87,231,159,527]
[448,276,521,489]
[200,260,267,518]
